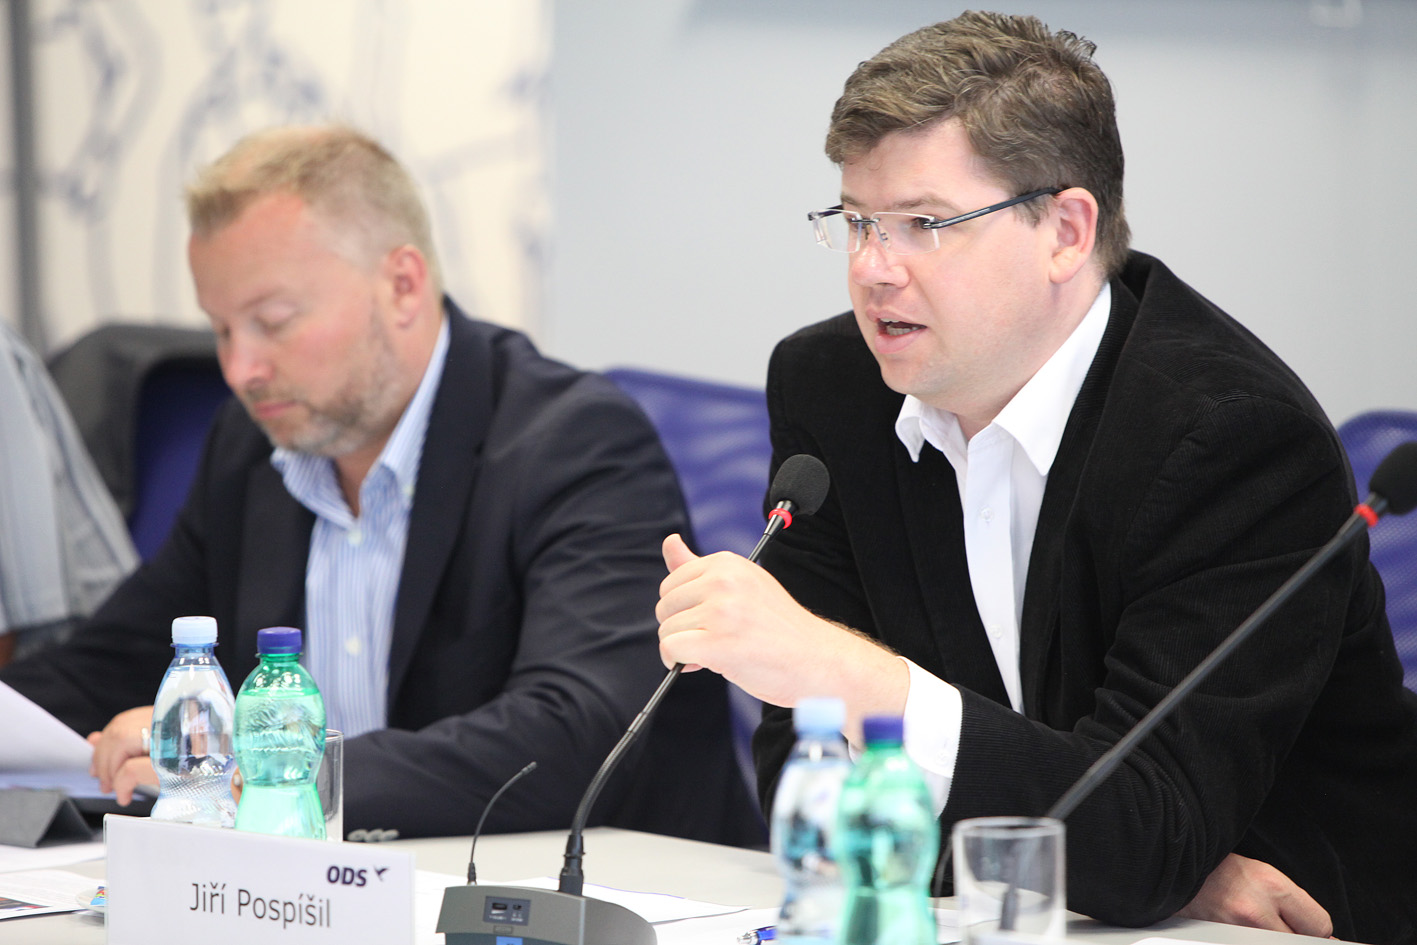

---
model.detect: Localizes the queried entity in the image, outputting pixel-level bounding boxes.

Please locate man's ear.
[1048,187,1099,284]
[383,245,430,327]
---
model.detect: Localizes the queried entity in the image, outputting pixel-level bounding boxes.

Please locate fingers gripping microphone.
[991,442,1417,932]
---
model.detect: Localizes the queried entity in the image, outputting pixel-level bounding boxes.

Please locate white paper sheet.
[0,840,106,873]
[414,871,465,944]
[0,868,101,920]
[0,682,92,771]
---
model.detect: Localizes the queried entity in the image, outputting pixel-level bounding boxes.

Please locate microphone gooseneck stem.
[1044,503,1372,824]
[466,761,538,884]
[997,498,1379,932]
[746,502,792,564]
[558,497,805,896]
[558,664,682,896]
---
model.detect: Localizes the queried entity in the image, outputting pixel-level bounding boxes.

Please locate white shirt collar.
[895,282,1111,472]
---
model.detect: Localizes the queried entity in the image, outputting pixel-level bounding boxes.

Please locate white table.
[0,827,1334,945]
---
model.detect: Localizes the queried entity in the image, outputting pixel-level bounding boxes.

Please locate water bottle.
[771,697,853,945]
[233,627,326,839]
[837,715,939,945]
[148,615,237,827]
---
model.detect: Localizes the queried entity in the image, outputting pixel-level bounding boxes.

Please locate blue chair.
[128,362,232,558]
[49,324,229,560]
[1337,409,1417,691]
[607,368,774,845]
[606,368,773,558]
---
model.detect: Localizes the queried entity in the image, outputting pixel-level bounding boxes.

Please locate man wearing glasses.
[657,12,1417,943]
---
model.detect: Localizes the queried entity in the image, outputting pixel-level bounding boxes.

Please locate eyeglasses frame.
[807,187,1066,254]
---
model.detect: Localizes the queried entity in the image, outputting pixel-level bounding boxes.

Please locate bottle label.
[104,816,414,944]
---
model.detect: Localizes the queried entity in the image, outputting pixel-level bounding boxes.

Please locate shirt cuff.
[900,656,962,816]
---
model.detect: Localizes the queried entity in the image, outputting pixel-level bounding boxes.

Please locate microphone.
[750,453,832,561]
[437,453,832,945]
[558,453,830,896]
[992,441,1417,931]
[464,762,538,884]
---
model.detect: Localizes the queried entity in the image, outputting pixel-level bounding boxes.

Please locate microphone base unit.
[436,883,657,945]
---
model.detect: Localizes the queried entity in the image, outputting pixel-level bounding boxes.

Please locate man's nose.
[849,225,906,286]
[219,336,273,392]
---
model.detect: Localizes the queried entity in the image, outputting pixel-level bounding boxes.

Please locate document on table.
[0,868,101,920]
[0,681,92,771]
[0,679,127,804]
[0,841,106,874]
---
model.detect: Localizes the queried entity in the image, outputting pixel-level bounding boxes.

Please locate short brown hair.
[826,11,1130,277]
[185,124,442,290]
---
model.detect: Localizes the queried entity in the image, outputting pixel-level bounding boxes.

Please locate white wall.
[546,0,1417,427]
[1,0,548,351]
[5,1,1414,427]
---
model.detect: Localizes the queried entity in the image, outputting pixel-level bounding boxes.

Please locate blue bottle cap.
[256,626,303,655]
[861,715,904,746]
[794,697,846,735]
[170,615,218,645]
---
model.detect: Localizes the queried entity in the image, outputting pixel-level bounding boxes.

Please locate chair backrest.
[48,324,229,560]
[606,368,773,557]
[129,362,232,559]
[1337,409,1417,691]
[606,367,773,846]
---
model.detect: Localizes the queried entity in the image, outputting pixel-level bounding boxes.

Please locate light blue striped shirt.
[271,319,450,738]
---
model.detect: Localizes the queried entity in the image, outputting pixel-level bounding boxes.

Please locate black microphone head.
[769,454,830,516]
[1370,442,1417,516]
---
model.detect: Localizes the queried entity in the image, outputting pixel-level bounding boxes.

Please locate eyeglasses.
[807,188,1064,255]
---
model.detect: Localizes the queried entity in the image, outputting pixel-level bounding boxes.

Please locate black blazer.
[754,253,1417,943]
[3,304,692,838]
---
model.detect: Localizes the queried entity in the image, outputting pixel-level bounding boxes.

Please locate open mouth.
[878,318,924,337]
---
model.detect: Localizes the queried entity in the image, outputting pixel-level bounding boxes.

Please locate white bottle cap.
[171,615,218,645]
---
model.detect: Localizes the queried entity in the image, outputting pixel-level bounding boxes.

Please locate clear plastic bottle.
[836,715,939,945]
[148,615,237,827]
[771,697,853,945]
[232,626,326,839]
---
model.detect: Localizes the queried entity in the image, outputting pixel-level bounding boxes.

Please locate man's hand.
[87,705,159,805]
[1176,852,1333,938]
[657,533,908,736]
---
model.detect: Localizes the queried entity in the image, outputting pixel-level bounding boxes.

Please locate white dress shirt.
[272,318,450,738]
[890,284,1110,813]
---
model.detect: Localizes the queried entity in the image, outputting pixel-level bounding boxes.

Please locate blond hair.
[826,12,1130,277]
[186,124,442,290]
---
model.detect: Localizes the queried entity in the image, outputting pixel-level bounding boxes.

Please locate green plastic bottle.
[233,627,326,839]
[836,715,939,945]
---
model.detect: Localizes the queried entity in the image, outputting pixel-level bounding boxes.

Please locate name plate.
[104,815,414,944]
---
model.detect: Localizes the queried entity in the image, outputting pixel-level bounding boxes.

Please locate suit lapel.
[236,460,313,647]
[1017,278,1139,715]
[385,305,494,703]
